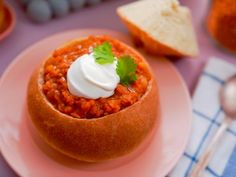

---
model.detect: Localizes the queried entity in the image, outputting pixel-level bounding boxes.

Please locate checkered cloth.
[169,58,236,177]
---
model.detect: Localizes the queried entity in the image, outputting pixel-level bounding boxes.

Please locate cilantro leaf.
[93,42,115,64]
[116,56,137,86]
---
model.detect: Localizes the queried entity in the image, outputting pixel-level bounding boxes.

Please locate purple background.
[0,0,235,176]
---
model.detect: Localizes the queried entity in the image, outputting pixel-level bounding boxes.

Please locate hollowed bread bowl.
[27,36,159,162]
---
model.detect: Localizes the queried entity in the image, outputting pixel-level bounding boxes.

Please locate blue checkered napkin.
[169,58,236,177]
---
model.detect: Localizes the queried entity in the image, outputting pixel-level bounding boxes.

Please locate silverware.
[189,75,236,177]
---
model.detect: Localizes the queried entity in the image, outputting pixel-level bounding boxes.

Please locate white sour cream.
[67,53,120,99]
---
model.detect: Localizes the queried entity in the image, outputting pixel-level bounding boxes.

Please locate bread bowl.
[27,35,158,162]
[117,0,199,57]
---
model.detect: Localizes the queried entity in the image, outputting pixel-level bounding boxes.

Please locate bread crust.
[27,38,159,162]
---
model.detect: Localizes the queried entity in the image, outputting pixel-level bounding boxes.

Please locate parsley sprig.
[93,42,115,64]
[116,56,137,86]
[93,42,137,86]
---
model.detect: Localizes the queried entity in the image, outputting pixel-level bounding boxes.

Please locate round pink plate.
[0,29,192,177]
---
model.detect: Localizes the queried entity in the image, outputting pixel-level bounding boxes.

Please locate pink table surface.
[0,0,235,176]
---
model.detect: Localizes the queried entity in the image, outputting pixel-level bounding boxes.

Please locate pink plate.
[0,29,192,177]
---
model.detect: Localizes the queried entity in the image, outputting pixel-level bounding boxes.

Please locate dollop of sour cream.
[67,53,120,99]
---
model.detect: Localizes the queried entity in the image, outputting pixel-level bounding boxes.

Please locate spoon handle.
[189,117,231,177]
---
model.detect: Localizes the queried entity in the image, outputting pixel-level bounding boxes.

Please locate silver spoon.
[189,75,236,177]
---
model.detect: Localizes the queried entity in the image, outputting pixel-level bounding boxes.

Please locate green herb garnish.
[94,42,115,64]
[116,56,137,86]
[93,42,138,86]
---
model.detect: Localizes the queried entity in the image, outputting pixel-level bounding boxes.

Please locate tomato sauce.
[43,36,151,119]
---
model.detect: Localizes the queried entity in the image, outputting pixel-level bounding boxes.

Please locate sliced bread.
[117,0,199,57]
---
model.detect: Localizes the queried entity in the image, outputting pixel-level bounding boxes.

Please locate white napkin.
[169,58,236,177]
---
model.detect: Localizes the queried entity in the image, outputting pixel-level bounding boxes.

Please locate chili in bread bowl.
[27,36,158,162]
